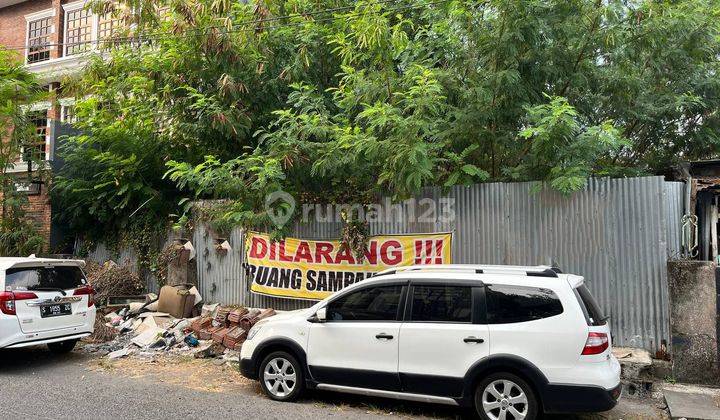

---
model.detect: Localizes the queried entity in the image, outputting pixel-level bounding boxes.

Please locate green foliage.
[512,96,630,194]
[51,52,177,239]
[0,48,46,255]
[0,192,46,256]
[164,154,286,231]
[53,0,720,237]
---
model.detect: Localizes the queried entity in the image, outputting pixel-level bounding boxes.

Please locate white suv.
[240,265,621,419]
[0,257,96,353]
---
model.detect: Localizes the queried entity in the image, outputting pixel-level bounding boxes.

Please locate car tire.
[258,351,304,402]
[474,372,538,420]
[47,339,78,354]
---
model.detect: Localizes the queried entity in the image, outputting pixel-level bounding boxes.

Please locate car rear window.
[4,266,87,292]
[486,285,563,324]
[574,284,607,326]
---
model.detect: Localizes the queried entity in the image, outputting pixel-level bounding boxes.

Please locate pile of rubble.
[83,284,276,363]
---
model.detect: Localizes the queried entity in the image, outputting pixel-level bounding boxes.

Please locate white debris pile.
[82,284,276,363]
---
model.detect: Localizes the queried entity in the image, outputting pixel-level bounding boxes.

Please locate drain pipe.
[681,175,698,258]
[686,175,692,218]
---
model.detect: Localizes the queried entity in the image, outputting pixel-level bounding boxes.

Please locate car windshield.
[4,266,87,292]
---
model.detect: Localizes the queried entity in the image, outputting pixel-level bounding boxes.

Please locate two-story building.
[0,0,122,249]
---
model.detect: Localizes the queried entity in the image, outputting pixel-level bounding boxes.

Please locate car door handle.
[463,336,485,344]
[375,333,394,340]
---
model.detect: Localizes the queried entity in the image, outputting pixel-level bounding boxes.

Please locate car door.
[485,283,583,382]
[307,283,406,391]
[398,282,489,398]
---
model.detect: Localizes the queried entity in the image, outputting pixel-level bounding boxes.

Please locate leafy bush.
[53,0,720,237]
[0,48,47,255]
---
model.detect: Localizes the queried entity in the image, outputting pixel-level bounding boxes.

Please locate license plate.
[40,303,72,318]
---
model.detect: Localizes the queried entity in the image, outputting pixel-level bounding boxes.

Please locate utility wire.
[0,0,451,51]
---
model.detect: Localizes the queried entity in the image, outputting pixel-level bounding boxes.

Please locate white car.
[0,257,96,353]
[240,265,621,419]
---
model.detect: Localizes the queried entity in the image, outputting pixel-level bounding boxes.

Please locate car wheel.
[259,351,304,402]
[47,339,77,354]
[474,372,538,420]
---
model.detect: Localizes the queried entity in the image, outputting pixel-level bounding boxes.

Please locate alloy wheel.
[481,379,529,420]
[263,357,297,398]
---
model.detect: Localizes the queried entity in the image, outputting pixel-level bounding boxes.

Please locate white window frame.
[59,98,77,124]
[30,106,52,162]
[25,8,56,65]
[12,104,53,172]
[17,85,53,166]
[97,9,124,46]
[63,0,97,57]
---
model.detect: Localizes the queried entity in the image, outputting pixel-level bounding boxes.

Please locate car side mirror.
[317,307,327,322]
[308,307,327,323]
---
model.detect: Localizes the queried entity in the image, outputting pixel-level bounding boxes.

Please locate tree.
[54,0,720,237]
[0,48,47,255]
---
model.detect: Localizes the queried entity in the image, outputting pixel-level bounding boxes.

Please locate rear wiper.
[27,287,67,296]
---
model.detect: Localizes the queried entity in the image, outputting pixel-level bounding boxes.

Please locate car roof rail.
[526,268,560,278]
[375,264,559,278]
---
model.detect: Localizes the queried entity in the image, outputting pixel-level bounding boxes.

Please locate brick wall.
[50,0,62,59]
[0,0,54,62]
[1,0,98,62]
[0,178,52,251]
[23,185,52,248]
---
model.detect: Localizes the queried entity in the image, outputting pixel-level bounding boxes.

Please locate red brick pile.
[192,306,276,351]
[228,308,249,324]
[214,307,231,324]
[223,327,247,349]
[191,317,212,332]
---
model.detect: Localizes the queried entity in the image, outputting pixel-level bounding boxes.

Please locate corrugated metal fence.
[82,233,176,295]
[82,176,685,350]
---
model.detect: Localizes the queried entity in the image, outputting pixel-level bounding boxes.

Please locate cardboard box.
[157,285,195,318]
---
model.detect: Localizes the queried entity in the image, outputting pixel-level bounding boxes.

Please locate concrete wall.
[667,260,719,385]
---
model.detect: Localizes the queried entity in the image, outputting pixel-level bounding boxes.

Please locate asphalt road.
[0,346,457,419]
[0,346,665,420]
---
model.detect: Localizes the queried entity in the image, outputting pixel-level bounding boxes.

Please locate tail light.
[73,285,95,307]
[0,291,38,315]
[581,332,609,355]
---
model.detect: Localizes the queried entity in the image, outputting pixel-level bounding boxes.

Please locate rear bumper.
[0,311,95,349]
[4,332,91,348]
[542,382,622,413]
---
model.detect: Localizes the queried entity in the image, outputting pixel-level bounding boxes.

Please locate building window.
[98,13,119,39]
[65,8,93,55]
[61,104,77,124]
[26,111,49,161]
[97,10,129,49]
[27,16,53,64]
[156,5,171,22]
